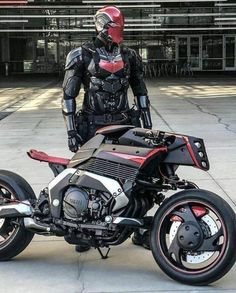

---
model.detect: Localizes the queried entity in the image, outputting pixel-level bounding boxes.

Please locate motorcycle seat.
[96,124,135,135]
[27,149,70,166]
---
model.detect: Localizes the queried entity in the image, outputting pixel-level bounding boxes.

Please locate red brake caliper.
[170,206,207,222]
[191,206,207,217]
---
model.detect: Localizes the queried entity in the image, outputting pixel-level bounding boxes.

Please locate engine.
[63,187,89,219]
[62,186,111,221]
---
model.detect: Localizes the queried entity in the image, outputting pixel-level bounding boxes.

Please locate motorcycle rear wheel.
[0,170,36,261]
[151,189,236,285]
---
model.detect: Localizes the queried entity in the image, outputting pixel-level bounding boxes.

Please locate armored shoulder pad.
[82,41,96,53]
[65,47,83,70]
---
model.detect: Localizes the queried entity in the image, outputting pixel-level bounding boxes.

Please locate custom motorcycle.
[0,125,235,285]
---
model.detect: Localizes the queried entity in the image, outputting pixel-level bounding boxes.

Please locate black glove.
[67,130,83,153]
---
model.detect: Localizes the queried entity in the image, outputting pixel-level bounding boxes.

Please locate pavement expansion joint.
[151,104,174,132]
[77,250,86,293]
[207,172,236,207]
[0,80,60,122]
[185,98,236,135]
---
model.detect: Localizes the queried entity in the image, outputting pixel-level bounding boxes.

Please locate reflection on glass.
[139,48,147,60]
[146,37,175,60]
[202,36,223,58]
[202,59,223,70]
[36,40,45,61]
[190,37,199,68]
[179,37,187,59]
[47,41,57,63]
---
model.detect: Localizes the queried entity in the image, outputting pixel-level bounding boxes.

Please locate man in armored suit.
[62,6,152,251]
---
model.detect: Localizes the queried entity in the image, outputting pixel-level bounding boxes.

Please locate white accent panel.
[48,168,77,203]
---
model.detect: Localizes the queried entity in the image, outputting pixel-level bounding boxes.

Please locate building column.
[0,34,10,76]
[1,33,10,62]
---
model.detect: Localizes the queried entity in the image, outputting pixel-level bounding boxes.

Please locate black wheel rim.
[157,200,227,274]
[0,184,20,248]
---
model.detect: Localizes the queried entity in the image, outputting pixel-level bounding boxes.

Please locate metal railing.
[0,61,62,75]
[143,60,194,78]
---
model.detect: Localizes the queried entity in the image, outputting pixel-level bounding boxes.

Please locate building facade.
[0,0,236,75]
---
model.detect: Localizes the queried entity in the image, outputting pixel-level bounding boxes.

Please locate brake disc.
[169,215,219,264]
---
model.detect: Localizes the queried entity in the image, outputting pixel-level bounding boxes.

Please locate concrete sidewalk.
[0,77,236,293]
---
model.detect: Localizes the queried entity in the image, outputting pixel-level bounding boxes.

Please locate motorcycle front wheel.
[0,170,36,260]
[151,189,236,285]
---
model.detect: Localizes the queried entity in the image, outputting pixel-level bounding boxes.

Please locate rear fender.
[0,170,36,201]
[163,135,209,171]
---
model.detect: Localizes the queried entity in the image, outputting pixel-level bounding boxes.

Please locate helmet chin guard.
[94,6,124,44]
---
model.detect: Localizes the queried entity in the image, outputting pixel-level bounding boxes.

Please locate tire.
[151,189,236,285]
[0,170,36,261]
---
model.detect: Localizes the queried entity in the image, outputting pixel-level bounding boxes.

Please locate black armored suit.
[62,39,152,151]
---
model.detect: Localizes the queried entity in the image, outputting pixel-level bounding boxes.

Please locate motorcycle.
[0,125,235,285]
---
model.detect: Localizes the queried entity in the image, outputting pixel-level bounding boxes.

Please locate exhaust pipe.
[105,216,152,228]
[24,218,51,234]
[0,200,32,218]
[24,218,65,236]
[106,216,144,227]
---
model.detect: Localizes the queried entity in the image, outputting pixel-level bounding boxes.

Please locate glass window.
[190,37,199,68]
[146,37,175,60]
[25,39,34,60]
[36,39,45,61]
[202,36,223,58]
[47,41,57,63]
[139,48,147,60]
[178,37,187,63]
[165,37,175,60]
[225,37,235,68]
[202,36,223,70]
[202,59,223,70]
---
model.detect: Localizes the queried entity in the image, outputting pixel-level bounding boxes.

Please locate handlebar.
[133,129,175,147]
[133,129,164,139]
[133,129,153,138]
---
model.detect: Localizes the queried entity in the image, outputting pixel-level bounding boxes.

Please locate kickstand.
[96,247,111,259]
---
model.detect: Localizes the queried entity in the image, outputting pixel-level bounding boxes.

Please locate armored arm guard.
[62,48,84,151]
[134,95,152,129]
[129,50,152,129]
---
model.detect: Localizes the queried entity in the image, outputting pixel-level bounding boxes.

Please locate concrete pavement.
[0,76,236,293]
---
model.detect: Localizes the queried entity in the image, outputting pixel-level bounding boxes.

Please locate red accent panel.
[183,136,201,169]
[0,0,27,4]
[27,149,69,166]
[96,125,115,134]
[99,59,124,74]
[96,6,124,44]
[170,215,183,222]
[192,206,207,218]
[106,152,145,165]
[145,147,168,159]
[106,147,167,166]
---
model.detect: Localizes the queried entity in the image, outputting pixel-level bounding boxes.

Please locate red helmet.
[94,6,125,44]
